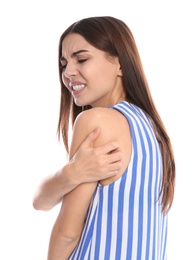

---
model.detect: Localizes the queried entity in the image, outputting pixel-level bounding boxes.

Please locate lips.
[72,84,85,91]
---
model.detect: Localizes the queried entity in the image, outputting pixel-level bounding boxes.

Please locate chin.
[74,100,89,107]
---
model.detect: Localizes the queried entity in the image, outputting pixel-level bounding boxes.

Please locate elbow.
[62,234,80,246]
[32,198,51,211]
[32,200,42,211]
[53,227,81,247]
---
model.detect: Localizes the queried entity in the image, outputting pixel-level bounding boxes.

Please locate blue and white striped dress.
[69,101,167,260]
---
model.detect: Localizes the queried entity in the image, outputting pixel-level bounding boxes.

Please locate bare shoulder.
[75,107,129,132]
[72,107,132,185]
[73,107,129,142]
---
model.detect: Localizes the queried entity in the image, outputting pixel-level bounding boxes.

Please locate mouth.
[71,84,86,91]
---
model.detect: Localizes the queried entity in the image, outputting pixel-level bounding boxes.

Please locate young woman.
[44,16,175,260]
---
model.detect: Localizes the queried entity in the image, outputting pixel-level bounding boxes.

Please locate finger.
[107,161,122,178]
[107,151,123,164]
[100,162,122,179]
[80,127,101,148]
[107,170,120,177]
[95,141,120,155]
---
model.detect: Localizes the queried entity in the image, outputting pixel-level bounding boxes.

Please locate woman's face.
[61,33,124,107]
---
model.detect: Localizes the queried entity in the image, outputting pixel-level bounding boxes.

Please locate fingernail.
[94,127,99,132]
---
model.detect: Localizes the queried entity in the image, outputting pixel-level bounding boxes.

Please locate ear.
[114,57,122,76]
[117,65,123,76]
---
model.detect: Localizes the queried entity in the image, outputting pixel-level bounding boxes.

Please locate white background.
[0,0,192,259]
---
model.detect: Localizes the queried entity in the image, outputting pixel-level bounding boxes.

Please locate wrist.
[61,162,81,187]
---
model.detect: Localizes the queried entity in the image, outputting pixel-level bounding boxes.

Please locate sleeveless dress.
[69,101,167,260]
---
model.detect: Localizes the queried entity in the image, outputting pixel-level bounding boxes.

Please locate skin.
[47,33,132,260]
[60,33,125,107]
[33,127,123,211]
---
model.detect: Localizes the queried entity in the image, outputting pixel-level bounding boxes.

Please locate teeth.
[72,84,85,91]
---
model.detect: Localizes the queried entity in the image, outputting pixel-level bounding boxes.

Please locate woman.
[46,16,175,259]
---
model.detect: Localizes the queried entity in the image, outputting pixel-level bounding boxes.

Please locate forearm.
[33,163,79,211]
[33,129,122,211]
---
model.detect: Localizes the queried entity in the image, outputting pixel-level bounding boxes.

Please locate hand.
[69,127,123,183]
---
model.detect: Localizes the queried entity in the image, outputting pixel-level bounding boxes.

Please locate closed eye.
[78,59,87,63]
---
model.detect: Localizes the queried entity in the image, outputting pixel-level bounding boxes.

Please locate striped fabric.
[69,101,167,260]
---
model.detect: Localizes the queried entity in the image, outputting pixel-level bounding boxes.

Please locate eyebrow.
[60,49,89,62]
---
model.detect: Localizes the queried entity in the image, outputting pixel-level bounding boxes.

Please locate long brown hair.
[57,16,175,213]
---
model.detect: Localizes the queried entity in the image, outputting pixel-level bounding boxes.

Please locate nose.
[63,62,78,79]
